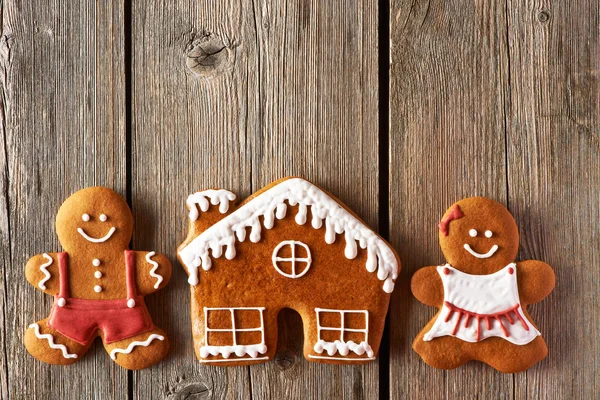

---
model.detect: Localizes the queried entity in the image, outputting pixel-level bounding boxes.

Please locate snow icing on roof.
[179,178,398,293]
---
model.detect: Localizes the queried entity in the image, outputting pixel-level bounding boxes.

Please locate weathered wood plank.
[388,0,512,398]
[130,0,380,398]
[506,1,600,398]
[1,1,127,399]
[129,1,252,399]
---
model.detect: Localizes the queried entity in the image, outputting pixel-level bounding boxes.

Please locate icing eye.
[99,214,107,222]
[469,229,477,237]
[82,214,90,222]
[485,230,493,238]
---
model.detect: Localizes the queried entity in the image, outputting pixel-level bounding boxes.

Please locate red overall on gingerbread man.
[24,187,172,370]
[411,197,555,373]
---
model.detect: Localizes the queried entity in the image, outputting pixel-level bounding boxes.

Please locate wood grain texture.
[388,0,513,398]
[506,1,600,398]
[130,0,379,398]
[1,0,127,399]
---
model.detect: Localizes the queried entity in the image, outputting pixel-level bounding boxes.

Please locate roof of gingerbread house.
[179,178,398,293]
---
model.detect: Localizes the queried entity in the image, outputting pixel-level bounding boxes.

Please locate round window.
[272,240,312,278]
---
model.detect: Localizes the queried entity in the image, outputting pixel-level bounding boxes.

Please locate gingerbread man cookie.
[24,187,171,370]
[411,197,555,373]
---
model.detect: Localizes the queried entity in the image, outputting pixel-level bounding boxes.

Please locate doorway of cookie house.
[273,308,305,370]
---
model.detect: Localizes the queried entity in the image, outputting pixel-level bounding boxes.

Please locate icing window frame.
[203,307,266,349]
[315,308,369,344]
[271,240,312,279]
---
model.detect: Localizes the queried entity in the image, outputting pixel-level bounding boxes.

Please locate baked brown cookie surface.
[411,197,555,373]
[178,177,400,366]
[24,187,171,370]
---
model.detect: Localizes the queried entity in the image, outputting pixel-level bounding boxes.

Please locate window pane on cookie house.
[235,309,263,330]
[276,244,293,258]
[275,260,294,276]
[319,311,341,328]
[294,244,309,258]
[207,331,234,347]
[344,331,367,343]
[236,330,263,346]
[321,329,342,342]
[345,311,368,330]
[206,309,233,330]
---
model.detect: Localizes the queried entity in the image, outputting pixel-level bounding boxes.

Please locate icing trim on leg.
[29,323,77,359]
[110,333,165,360]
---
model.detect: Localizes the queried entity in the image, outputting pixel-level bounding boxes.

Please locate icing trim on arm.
[187,189,237,221]
[146,251,163,289]
[38,253,53,290]
[29,323,77,359]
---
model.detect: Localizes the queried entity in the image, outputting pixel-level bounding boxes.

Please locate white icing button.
[94,271,102,279]
[127,298,136,308]
[57,298,66,307]
[94,285,102,293]
[99,214,107,222]
[469,229,477,237]
[82,213,90,221]
[485,230,493,238]
[92,259,101,267]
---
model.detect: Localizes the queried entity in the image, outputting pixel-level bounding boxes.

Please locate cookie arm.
[516,260,555,305]
[411,266,444,307]
[134,251,172,295]
[25,253,61,295]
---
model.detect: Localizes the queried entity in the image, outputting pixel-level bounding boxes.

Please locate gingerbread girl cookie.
[411,197,555,373]
[24,187,171,370]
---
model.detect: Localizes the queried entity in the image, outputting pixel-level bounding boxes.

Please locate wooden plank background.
[1,0,598,399]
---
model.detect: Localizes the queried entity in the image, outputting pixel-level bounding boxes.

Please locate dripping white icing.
[109,334,165,360]
[38,253,53,290]
[186,189,237,221]
[29,323,77,359]
[179,178,398,293]
[313,340,374,358]
[146,251,163,289]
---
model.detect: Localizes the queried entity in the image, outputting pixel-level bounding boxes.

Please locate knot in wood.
[167,379,211,399]
[185,34,233,78]
[537,11,550,23]
[274,349,297,371]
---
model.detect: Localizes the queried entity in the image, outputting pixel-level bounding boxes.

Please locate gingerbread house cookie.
[178,177,400,365]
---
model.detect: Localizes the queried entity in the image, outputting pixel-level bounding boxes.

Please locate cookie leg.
[25,318,91,365]
[475,335,549,373]
[412,328,470,370]
[104,327,169,370]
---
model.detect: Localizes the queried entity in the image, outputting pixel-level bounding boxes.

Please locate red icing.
[443,267,450,275]
[48,251,154,345]
[443,301,529,341]
[508,267,514,275]
[438,205,464,236]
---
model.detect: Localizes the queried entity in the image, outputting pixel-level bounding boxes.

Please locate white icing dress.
[423,263,540,345]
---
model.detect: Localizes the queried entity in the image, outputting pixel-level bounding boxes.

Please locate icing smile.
[77,227,116,243]
[463,243,498,259]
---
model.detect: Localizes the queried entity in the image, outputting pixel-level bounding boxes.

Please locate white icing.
[82,213,90,222]
[29,323,77,359]
[94,285,102,293]
[109,334,165,360]
[423,264,540,345]
[271,240,312,278]
[57,298,66,307]
[127,298,136,308]
[313,308,373,358]
[38,253,53,290]
[179,178,398,292]
[93,258,101,266]
[469,229,477,237]
[146,251,163,289]
[464,243,499,258]
[186,189,237,221]
[94,271,102,278]
[485,230,493,238]
[200,307,267,359]
[77,227,116,243]
[99,214,107,222]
